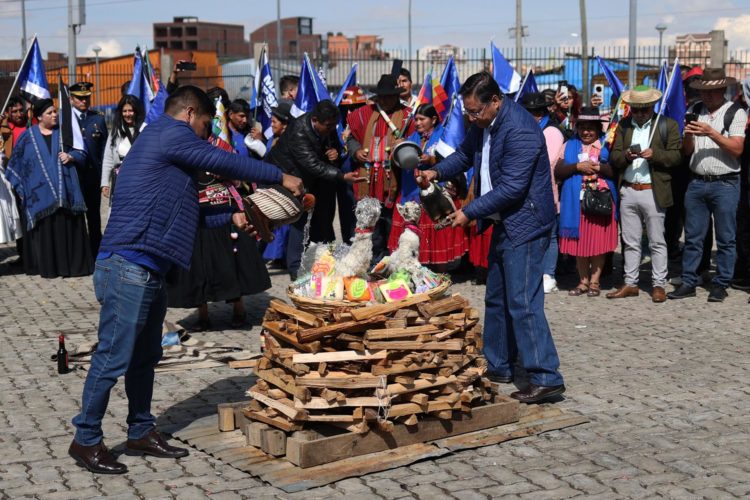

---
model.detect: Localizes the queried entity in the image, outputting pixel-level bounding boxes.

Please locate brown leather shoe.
[605,284,640,299]
[651,286,667,303]
[126,430,189,459]
[68,439,127,474]
[510,384,566,404]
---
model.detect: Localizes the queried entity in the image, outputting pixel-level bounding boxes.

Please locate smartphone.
[176,60,197,71]
[628,144,642,154]
[685,112,698,124]
[593,84,604,98]
[558,80,569,99]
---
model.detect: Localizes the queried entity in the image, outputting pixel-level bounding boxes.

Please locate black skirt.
[166,224,271,308]
[24,208,94,278]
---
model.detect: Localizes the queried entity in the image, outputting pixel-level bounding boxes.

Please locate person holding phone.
[668,68,747,302]
[607,86,682,303]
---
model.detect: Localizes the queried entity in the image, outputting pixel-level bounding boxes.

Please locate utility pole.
[580,0,589,102]
[67,0,85,83]
[21,0,27,59]
[276,0,282,60]
[515,0,522,71]
[628,0,637,88]
[408,0,412,62]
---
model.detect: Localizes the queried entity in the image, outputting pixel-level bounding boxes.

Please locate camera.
[593,84,604,98]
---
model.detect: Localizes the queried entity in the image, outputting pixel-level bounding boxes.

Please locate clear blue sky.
[0,0,748,59]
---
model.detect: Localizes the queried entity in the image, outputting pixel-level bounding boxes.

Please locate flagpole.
[1,34,37,114]
[647,57,678,145]
[253,44,266,121]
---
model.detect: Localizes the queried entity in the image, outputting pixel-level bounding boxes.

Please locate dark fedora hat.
[391,140,423,170]
[271,99,293,122]
[374,74,402,96]
[689,67,737,90]
[520,92,549,111]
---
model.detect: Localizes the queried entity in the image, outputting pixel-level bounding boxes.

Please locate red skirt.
[559,210,618,257]
[468,224,493,268]
[388,199,468,264]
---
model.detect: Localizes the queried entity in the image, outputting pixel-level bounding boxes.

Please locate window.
[155,27,167,38]
[298,17,312,36]
[169,27,182,37]
[155,41,168,49]
[170,41,183,49]
[186,27,197,36]
[186,41,198,50]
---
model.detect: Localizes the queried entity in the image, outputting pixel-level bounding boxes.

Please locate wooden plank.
[296,372,384,389]
[217,403,239,431]
[244,410,303,432]
[248,391,308,421]
[286,395,519,468]
[260,427,287,457]
[264,443,449,493]
[294,396,383,409]
[254,368,296,394]
[364,325,439,340]
[349,294,431,321]
[418,295,468,318]
[364,339,463,351]
[228,359,258,369]
[269,299,324,327]
[297,315,389,343]
[263,321,320,352]
[292,350,387,364]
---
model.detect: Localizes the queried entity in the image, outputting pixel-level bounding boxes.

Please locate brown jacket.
[609,115,682,209]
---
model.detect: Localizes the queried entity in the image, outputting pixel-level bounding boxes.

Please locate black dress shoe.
[487,373,513,384]
[667,284,696,299]
[126,430,189,458]
[707,286,728,303]
[730,278,750,291]
[510,384,566,404]
[69,440,128,474]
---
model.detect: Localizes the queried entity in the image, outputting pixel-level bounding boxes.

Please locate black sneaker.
[730,278,750,291]
[667,284,696,299]
[707,286,728,303]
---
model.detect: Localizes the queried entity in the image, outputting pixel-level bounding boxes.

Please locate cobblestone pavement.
[1,242,749,499]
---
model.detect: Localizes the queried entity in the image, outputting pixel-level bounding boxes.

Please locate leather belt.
[691,172,739,182]
[623,181,652,191]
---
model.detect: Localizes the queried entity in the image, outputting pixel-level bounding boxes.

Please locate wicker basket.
[287,277,452,320]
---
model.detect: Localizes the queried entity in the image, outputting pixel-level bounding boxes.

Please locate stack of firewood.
[245,293,491,434]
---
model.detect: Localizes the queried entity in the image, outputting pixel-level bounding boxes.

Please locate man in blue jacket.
[69,86,303,474]
[420,72,565,404]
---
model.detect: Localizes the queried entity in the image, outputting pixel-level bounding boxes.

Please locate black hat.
[689,67,737,90]
[374,74,402,96]
[271,99,293,122]
[70,81,94,97]
[32,98,54,118]
[577,106,606,123]
[520,92,548,111]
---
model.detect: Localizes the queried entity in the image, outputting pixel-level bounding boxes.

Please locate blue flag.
[435,57,465,158]
[490,42,521,94]
[256,50,278,140]
[654,61,668,113]
[125,47,154,116]
[659,59,687,134]
[595,56,625,99]
[17,37,50,102]
[514,69,539,102]
[292,53,330,116]
[144,82,168,126]
[334,63,358,107]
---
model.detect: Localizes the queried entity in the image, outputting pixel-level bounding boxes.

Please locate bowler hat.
[374,74,402,97]
[689,68,737,90]
[391,141,423,170]
[520,92,549,111]
[577,106,606,123]
[271,99,293,122]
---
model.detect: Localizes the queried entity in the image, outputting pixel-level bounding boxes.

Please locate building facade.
[250,17,321,59]
[153,16,250,60]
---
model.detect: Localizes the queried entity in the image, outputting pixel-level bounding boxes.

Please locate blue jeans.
[541,215,559,277]
[484,226,564,387]
[681,178,740,288]
[72,254,166,446]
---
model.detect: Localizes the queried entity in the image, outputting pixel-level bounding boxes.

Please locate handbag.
[581,187,612,217]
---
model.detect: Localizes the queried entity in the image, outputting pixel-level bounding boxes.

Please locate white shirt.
[624,118,652,184]
[480,116,500,220]
[690,100,748,175]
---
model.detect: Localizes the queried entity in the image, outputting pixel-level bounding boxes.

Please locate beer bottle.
[57,334,69,374]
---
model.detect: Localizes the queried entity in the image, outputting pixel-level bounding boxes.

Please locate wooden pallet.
[175,400,588,493]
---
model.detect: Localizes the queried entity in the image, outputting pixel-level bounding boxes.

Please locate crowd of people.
[1,64,748,310]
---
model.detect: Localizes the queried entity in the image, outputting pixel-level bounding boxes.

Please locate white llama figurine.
[337,198,381,277]
[387,201,422,276]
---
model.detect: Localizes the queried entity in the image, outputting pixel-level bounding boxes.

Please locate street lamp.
[656,23,667,65]
[92,45,101,109]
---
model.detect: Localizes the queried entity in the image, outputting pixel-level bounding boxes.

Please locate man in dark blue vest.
[70,81,108,255]
[419,71,565,404]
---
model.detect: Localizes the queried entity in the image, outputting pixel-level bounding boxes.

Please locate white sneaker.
[543,275,558,293]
